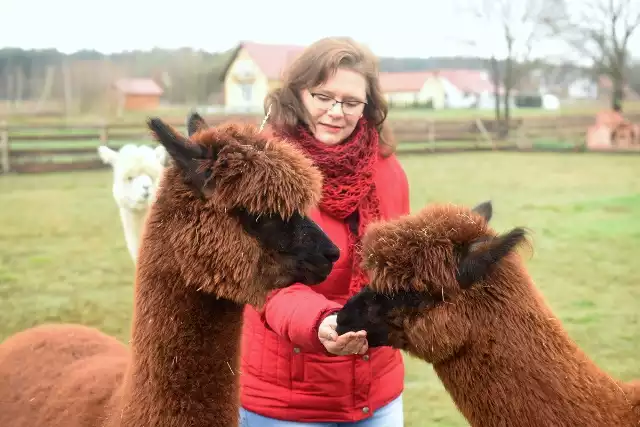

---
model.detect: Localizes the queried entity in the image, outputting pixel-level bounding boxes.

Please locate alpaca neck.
[118,207,147,262]
[434,271,636,426]
[113,264,244,427]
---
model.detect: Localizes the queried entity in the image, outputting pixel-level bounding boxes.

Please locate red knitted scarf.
[284,118,381,297]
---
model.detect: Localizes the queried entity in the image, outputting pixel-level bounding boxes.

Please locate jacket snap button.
[362,406,370,414]
[293,347,301,354]
[362,354,369,361]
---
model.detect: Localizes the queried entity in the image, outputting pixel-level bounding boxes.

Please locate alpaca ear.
[97,146,118,166]
[147,117,213,192]
[456,227,527,288]
[187,112,209,137]
[471,200,492,222]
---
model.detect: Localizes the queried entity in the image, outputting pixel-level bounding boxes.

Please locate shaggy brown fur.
[0,113,340,427]
[337,201,640,426]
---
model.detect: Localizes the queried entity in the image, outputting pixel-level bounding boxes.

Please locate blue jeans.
[239,394,403,426]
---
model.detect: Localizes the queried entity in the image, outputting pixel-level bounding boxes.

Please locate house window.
[240,84,252,102]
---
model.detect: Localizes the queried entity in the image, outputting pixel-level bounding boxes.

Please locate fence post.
[514,124,530,150]
[0,121,9,174]
[99,120,109,146]
[475,118,495,150]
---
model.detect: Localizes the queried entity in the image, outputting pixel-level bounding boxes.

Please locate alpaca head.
[98,144,168,212]
[336,200,528,363]
[143,113,340,306]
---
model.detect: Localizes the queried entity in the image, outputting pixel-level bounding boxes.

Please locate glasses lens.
[312,94,334,109]
[312,93,364,115]
[343,102,364,115]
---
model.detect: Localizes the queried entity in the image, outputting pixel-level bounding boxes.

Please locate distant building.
[113,78,164,113]
[379,70,505,110]
[218,41,512,112]
[220,41,304,112]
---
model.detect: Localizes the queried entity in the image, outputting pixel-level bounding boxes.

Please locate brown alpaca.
[336,201,640,427]
[0,113,340,427]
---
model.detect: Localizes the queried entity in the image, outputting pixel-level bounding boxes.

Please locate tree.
[543,0,640,110]
[457,0,560,135]
[629,60,640,95]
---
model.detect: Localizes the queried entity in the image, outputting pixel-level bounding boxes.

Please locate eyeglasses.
[309,92,367,116]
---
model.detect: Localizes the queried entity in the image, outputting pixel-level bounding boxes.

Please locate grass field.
[1,152,639,426]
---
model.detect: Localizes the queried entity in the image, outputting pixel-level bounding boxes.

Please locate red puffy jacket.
[240,152,410,423]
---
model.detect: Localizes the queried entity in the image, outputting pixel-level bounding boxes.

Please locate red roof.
[114,78,163,96]
[379,71,434,92]
[435,69,495,93]
[379,69,498,94]
[221,41,305,81]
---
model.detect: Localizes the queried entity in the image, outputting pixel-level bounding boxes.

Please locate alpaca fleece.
[0,118,328,427]
[188,122,322,220]
[358,202,640,426]
[144,121,323,307]
[97,143,167,262]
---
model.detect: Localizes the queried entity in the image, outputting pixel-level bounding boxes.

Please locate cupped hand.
[318,314,368,356]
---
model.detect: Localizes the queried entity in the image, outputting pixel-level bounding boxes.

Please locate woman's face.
[300,68,368,145]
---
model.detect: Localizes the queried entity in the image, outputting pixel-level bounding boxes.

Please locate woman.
[240,36,410,426]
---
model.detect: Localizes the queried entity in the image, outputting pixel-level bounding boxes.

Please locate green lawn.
[1,152,639,426]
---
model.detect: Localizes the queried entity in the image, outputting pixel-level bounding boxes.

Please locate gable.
[220,41,305,82]
[225,48,266,84]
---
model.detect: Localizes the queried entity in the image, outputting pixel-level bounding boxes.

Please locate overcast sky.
[2,0,639,61]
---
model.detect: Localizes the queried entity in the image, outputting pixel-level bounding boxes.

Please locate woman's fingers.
[335,332,368,355]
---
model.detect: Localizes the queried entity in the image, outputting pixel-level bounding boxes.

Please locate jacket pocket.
[290,347,305,383]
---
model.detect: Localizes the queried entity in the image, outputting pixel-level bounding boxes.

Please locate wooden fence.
[1,113,639,174]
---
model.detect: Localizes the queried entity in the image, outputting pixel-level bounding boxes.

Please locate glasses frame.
[309,91,367,116]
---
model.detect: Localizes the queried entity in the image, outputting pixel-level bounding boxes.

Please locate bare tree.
[543,0,640,110]
[629,59,640,94]
[457,0,560,135]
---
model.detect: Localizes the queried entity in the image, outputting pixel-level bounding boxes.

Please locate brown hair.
[264,36,397,157]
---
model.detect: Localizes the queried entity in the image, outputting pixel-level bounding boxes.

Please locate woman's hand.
[318,314,368,356]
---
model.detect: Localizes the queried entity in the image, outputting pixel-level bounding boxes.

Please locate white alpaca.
[98,144,167,262]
